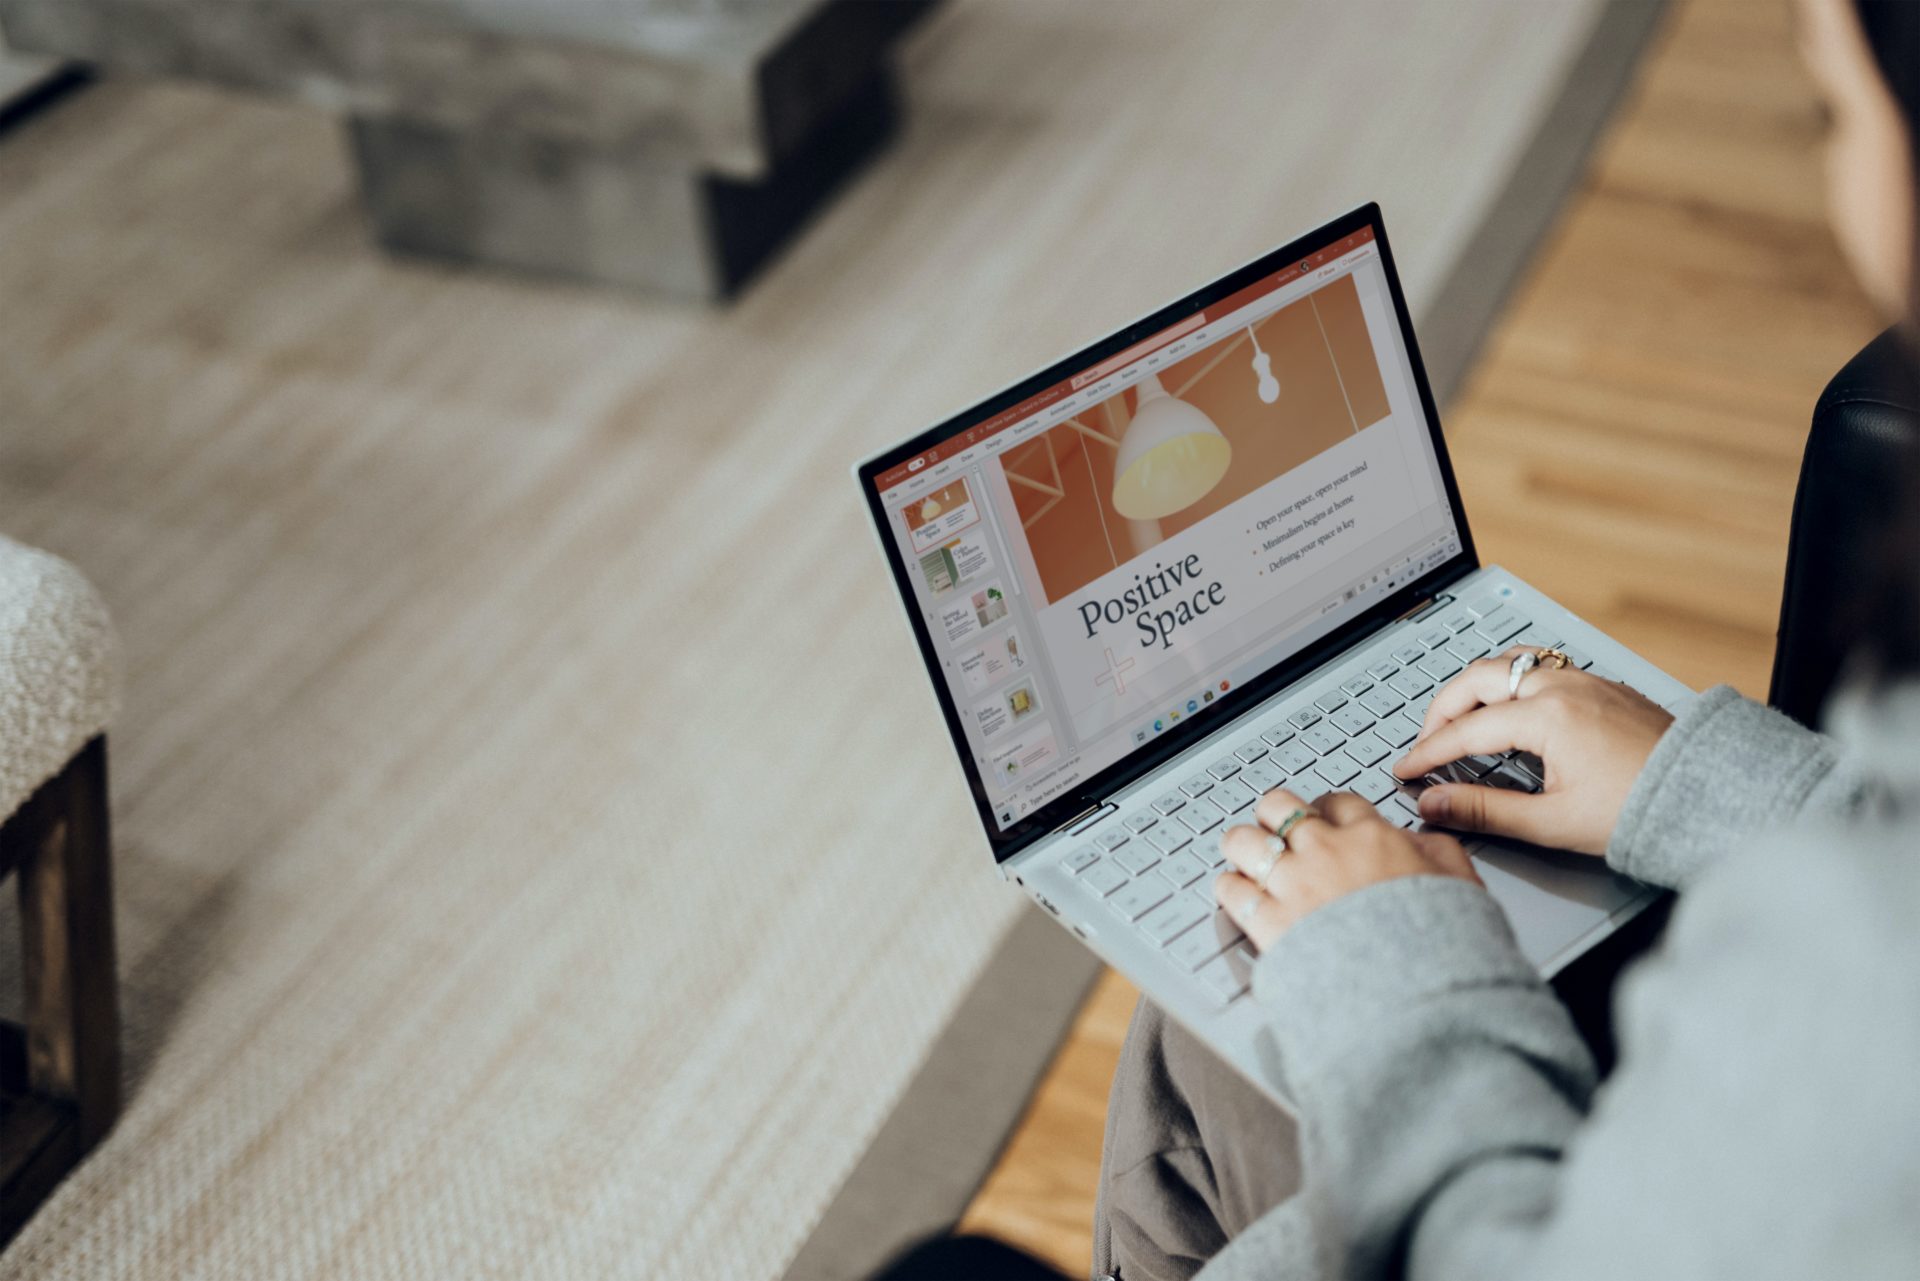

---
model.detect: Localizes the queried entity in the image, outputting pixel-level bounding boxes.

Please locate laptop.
[853,204,1686,1105]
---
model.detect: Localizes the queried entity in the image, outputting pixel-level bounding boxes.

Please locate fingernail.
[1391,755,1412,779]
[1419,788,1450,821]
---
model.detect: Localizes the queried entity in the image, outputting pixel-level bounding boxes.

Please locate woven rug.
[0,2,1641,1276]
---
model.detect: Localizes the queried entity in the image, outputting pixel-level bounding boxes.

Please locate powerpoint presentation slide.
[916,533,996,598]
[901,477,981,554]
[999,272,1392,605]
[959,627,1029,693]
[988,722,1058,788]
[939,579,1010,646]
[973,676,1041,740]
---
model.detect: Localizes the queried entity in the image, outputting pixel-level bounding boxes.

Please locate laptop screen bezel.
[856,204,1480,864]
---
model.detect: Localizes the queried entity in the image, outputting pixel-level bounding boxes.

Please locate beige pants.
[1092,999,1301,1281]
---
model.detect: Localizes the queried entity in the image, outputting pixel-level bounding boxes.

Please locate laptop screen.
[861,208,1471,855]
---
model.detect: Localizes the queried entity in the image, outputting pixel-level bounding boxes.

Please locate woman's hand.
[1216,788,1480,952]
[1390,648,1674,856]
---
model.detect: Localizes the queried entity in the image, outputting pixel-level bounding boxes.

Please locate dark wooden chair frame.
[0,735,118,1247]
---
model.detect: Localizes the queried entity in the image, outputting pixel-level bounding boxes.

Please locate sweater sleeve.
[1605,685,1873,891]
[1239,875,1595,1280]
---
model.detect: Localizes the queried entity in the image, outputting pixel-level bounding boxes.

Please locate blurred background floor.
[957,0,1888,1272]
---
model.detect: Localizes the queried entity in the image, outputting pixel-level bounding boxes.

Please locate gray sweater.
[1201,683,1920,1279]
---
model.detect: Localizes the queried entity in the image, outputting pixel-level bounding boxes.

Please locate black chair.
[1770,327,1920,727]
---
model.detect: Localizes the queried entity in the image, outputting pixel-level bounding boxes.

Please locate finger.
[1314,791,1378,826]
[1214,871,1287,952]
[1219,822,1284,882]
[1417,782,1556,846]
[1409,829,1483,884]
[1417,648,1576,743]
[1393,699,1552,780]
[1252,787,1314,832]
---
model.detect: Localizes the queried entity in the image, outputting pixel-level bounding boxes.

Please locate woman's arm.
[1604,684,1873,889]
[1237,877,1594,1279]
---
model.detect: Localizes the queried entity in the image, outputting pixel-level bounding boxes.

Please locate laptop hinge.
[1053,802,1115,838]
[1395,592,1451,625]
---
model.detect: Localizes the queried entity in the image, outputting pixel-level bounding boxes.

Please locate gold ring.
[1536,647,1571,670]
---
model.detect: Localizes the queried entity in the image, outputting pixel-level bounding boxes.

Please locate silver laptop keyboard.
[1060,592,1626,1007]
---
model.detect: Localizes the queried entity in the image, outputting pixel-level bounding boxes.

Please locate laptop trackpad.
[1467,838,1644,972]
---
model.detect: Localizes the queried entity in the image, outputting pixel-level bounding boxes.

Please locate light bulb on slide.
[920,497,943,520]
[1110,373,1232,521]
[1248,326,1280,403]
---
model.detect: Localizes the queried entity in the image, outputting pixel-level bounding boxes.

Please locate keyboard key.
[1151,792,1187,815]
[1391,644,1425,665]
[1111,877,1172,921]
[1142,897,1211,945]
[1124,812,1157,833]
[1560,645,1594,670]
[1344,731,1392,767]
[1198,952,1250,1003]
[1388,668,1432,699]
[1484,764,1539,793]
[1274,742,1316,774]
[1377,710,1422,746]
[1065,846,1100,872]
[1512,628,1562,653]
[1158,851,1209,888]
[1511,751,1546,784]
[1417,626,1450,649]
[1206,758,1242,781]
[1146,826,1192,856]
[1096,830,1130,852]
[1178,805,1223,834]
[1262,726,1296,748]
[1209,786,1256,815]
[1353,769,1397,803]
[1084,861,1129,895]
[1287,708,1321,731]
[1235,742,1269,764]
[1475,608,1527,643]
[1180,775,1215,798]
[1169,914,1236,971]
[1408,687,1440,718]
[1115,843,1160,875]
[1330,705,1374,736]
[1366,659,1399,680]
[1313,755,1361,787]
[1314,690,1348,714]
[1416,652,1463,682]
[1339,676,1373,698]
[1445,637,1490,664]
[1460,754,1501,777]
[1461,594,1501,617]
[1438,609,1474,633]
[1358,686,1404,718]
[1301,723,1345,755]
[1189,830,1227,867]
[1239,761,1285,794]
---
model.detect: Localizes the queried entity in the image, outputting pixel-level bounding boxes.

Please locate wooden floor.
[958,0,1890,1270]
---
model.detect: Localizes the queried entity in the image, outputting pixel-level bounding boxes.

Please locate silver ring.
[1262,833,1288,888]
[1507,651,1538,700]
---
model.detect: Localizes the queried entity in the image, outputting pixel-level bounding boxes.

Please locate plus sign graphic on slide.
[1094,647,1137,697]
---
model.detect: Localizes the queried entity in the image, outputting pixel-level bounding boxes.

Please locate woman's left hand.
[1216,787,1482,952]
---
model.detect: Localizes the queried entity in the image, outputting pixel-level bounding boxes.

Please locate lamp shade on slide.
[1111,374,1232,520]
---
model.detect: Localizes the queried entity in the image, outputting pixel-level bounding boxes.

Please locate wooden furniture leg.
[1,735,119,1246]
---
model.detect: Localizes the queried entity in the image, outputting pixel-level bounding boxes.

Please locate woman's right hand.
[1390,649,1674,856]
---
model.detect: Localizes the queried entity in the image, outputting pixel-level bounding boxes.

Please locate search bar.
[1070,312,1207,390]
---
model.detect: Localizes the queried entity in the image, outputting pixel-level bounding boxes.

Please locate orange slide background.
[1006,273,1390,604]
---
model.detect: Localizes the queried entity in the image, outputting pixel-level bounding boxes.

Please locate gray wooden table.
[0,0,937,296]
